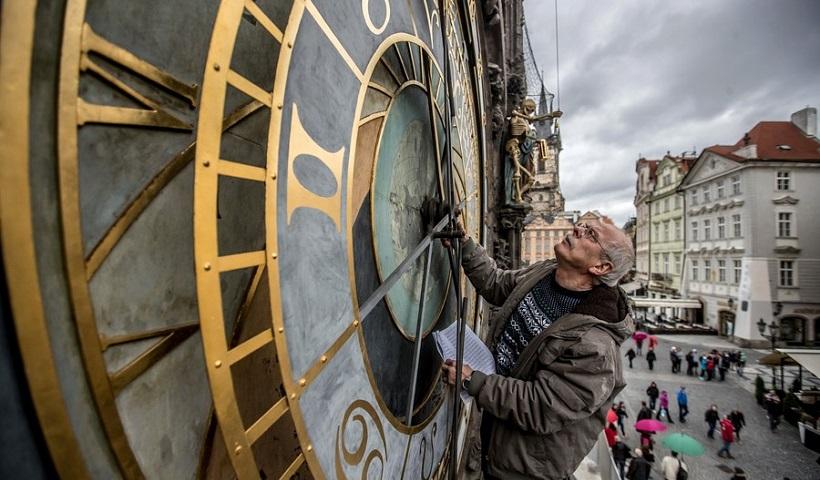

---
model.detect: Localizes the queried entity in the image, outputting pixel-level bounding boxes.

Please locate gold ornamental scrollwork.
[335,399,388,479]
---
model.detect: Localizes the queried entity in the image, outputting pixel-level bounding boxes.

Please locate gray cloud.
[524,0,820,226]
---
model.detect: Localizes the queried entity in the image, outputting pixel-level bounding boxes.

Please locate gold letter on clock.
[287,104,345,231]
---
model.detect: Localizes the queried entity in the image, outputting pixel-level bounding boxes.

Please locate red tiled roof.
[707,121,820,162]
[636,158,660,178]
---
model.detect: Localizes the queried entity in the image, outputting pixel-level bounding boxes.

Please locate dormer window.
[776,144,792,151]
[776,171,791,191]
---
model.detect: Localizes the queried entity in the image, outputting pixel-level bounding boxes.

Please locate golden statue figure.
[505,98,562,203]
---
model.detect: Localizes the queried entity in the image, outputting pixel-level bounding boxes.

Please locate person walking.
[717,415,735,458]
[685,349,696,376]
[635,336,644,357]
[656,390,674,423]
[626,347,637,368]
[646,382,660,411]
[626,448,651,480]
[611,436,632,480]
[737,351,747,377]
[765,391,782,432]
[637,401,653,421]
[728,409,746,442]
[616,401,629,436]
[648,335,658,351]
[719,353,730,381]
[669,346,680,374]
[705,404,720,439]
[677,386,689,423]
[646,348,657,371]
[605,422,618,448]
[699,355,707,379]
[661,451,687,480]
[706,355,715,381]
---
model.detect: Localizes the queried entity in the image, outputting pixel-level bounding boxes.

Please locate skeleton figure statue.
[504,98,561,203]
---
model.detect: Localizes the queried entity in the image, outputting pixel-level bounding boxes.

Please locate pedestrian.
[705,404,719,438]
[635,336,644,356]
[661,451,688,480]
[656,390,674,423]
[717,415,735,458]
[440,218,635,480]
[646,382,660,410]
[765,391,782,432]
[611,436,632,480]
[617,401,629,436]
[669,346,678,373]
[648,335,658,351]
[728,409,746,442]
[626,448,651,480]
[626,347,637,368]
[638,433,655,463]
[677,386,689,423]
[605,422,618,448]
[719,353,730,381]
[706,355,715,381]
[699,355,707,379]
[637,401,653,421]
[737,351,747,377]
[685,349,696,376]
[729,467,747,480]
[646,348,657,370]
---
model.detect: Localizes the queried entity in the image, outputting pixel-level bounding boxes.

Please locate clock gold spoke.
[279,453,306,480]
[217,250,267,272]
[242,0,284,42]
[245,397,289,444]
[304,0,364,82]
[227,69,273,106]
[226,329,274,365]
[217,159,268,182]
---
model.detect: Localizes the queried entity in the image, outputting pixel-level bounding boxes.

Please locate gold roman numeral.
[287,104,345,231]
[78,23,198,130]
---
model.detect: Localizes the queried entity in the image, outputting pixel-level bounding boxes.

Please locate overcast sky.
[523,0,820,226]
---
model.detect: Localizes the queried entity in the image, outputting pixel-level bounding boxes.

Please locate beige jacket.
[460,238,634,480]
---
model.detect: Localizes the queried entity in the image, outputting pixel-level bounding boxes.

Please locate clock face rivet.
[287,42,292,48]
[306,445,313,452]
[271,252,278,259]
[299,378,306,386]
[278,327,284,333]
[213,63,220,71]
[203,262,211,271]
[271,173,277,179]
[320,355,327,363]
[202,160,210,167]
[277,104,283,110]
[353,320,359,327]
[290,393,296,399]
[214,360,222,368]
[234,445,242,455]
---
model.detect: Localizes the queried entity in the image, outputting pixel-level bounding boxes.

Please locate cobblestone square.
[617,334,819,480]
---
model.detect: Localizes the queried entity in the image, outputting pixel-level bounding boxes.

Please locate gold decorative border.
[0,1,91,478]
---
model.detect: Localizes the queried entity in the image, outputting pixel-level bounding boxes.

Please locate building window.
[717,217,726,239]
[776,171,791,191]
[718,259,726,282]
[663,221,670,241]
[663,173,671,186]
[692,260,699,281]
[717,180,725,198]
[703,186,711,202]
[664,198,669,213]
[674,195,681,209]
[675,219,681,240]
[704,260,712,282]
[733,259,742,284]
[704,219,711,240]
[779,260,794,287]
[777,212,792,237]
[674,253,681,273]
[663,253,669,273]
[654,253,660,269]
[732,214,741,237]
[690,190,698,205]
[732,176,741,195]
[654,223,659,242]
[691,221,698,241]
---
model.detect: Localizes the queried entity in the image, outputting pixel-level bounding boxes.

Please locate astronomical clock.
[0,0,489,478]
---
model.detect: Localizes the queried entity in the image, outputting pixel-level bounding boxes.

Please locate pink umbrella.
[635,419,667,433]
[632,331,648,341]
[607,409,618,424]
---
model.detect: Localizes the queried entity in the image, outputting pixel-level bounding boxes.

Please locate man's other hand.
[441,359,474,385]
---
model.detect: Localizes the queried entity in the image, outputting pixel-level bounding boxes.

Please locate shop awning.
[757,351,800,367]
[776,349,820,378]
[629,297,703,309]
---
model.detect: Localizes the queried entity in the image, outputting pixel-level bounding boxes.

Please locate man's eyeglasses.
[575,222,612,263]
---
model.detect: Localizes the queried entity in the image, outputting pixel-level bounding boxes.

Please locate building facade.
[646,155,695,310]
[634,158,658,291]
[522,210,580,264]
[680,107,820,346]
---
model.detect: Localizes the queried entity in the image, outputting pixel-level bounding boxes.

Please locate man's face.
[554,220,620,277]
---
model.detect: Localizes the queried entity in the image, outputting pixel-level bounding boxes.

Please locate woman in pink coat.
[655,390,674,423]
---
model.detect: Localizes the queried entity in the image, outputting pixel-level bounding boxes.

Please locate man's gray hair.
[599,234,635,287]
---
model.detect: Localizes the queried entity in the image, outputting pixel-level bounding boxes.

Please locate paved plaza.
[616,334,819,480]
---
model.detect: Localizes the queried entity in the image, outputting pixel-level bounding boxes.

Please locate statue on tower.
[504,98,562,203]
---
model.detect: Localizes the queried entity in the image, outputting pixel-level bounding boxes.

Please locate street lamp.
[757,318,779,351]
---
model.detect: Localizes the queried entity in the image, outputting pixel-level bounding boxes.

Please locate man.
[645,347,657,371]
[728,409,746,442]
[611,435,632,480]
[765,391,782,432]
[646,382,660,410]
[677,386,689,423]
[705,404,720,439]
[685,349,696,376]
[637,401,653,421]
[661,451,687,480]
[717,415,735,458]
[626,448,651,480]
[441,219,635,479]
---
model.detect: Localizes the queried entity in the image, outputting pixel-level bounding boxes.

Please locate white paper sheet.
[433,322,496,401]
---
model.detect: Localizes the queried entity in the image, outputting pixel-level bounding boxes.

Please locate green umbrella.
[661,433,705,456]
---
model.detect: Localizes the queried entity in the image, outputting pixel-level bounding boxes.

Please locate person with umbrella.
[635,418,666,464]
[646,347,657,371]
[661,433,704,478]
[646,381,660,410]
[705,404,720,439]
[633,331,646,356]
[661,451,688,480]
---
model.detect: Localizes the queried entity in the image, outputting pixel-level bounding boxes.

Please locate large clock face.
[1,0,485,479]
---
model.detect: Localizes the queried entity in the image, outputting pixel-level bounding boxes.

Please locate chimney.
[791,107,817,137]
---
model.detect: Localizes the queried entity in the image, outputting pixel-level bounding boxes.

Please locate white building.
[680,107,820,347]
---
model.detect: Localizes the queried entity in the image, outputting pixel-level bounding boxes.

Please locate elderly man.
[442,219,634,480]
